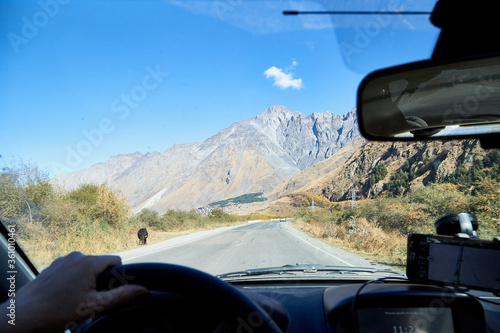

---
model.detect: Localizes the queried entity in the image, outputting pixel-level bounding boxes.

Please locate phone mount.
[435,213,478,238]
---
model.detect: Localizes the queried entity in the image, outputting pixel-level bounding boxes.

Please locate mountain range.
[53,105,360,212]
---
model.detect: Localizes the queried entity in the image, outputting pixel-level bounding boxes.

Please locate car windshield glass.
[2,0,498,279]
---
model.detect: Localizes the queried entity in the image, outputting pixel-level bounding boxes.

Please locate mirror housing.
[435,213,478,239]
[357,54,500,148]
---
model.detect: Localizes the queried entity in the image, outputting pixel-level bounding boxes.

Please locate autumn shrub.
[244,213,280,221]
[162,209,192,224]
[0,172,28,219]
[25,180,55,209]
[130,208,163,229]
[309,194,333,208]
[39,194,80,231]
[343,198,427,234]
[130,208,243,232]
[405,183,468,220]
[377,203,427,234]
[294,207,335,224]
[342,217,406,264]
[208,208,237,223]
[469,178,500,238]
[66,184,129,227]
[286,193,311,207]
[161,214,183,230]
[356,197,397,221]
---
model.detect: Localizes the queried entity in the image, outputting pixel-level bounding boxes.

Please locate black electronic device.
[407,233,500,293]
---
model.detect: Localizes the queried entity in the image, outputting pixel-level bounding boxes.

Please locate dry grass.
[20,221,140,269]
[292,217,407,270]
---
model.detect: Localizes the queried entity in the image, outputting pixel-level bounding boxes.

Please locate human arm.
[0,251,149,332]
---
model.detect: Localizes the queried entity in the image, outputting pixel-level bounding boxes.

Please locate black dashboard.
[82,279,498,333]
[323,283,486,333]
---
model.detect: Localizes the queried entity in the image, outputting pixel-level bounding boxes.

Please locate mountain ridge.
[53,105,360,212]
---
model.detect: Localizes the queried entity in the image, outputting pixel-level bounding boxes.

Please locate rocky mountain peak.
[53,105,360,213]
[252,105,360,170]
[255,105,299,127]
[258,104,294,116]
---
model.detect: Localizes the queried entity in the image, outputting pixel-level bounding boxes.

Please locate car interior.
[1,0,500,332]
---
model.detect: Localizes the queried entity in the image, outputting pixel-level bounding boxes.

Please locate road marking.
[285,229,356,267]
[122,244,182,262]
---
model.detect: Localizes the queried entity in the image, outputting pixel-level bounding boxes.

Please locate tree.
[385,169,410,196]
[482,150,500,168]
[369,163,388,187]
[445,151,500,189]
[0,169,24,218]
[0,160,53,222]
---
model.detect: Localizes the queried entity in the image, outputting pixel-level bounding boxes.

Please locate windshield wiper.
[216,263,405,279]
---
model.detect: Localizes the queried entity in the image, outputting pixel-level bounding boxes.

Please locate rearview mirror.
[357,55,500,146]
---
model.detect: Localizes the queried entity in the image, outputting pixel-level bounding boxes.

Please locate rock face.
[268,136,367,200]
[53,105,360,212]
[316,139,485,202]
[254,105,359,170]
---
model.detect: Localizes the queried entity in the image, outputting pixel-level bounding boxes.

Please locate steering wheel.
[81,263,284,333]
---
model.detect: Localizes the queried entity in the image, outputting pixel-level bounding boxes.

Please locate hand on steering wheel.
[80,263,284,333]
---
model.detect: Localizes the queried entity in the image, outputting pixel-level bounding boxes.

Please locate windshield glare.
[4,0,498,278]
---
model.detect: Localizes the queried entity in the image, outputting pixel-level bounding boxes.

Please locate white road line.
[122,242,191,262]
[285,229,356,267]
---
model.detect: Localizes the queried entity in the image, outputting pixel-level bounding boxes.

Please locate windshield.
[4,0,497,279]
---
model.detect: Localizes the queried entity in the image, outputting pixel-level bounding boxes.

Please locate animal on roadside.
[137,228,148,245]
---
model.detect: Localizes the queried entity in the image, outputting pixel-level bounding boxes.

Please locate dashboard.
[324,283,486,333]
[82,279,497,333]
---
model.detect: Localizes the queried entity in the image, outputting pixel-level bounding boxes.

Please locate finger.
[37,251,85,278]
[95,285,150,311]
[89,255,123,275]
[50,251,85,268]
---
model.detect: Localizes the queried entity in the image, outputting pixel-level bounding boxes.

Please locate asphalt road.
[118,221,388,275]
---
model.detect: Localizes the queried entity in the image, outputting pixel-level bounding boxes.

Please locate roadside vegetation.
[3,150,499,271]
[292,175,500,270]
[0,161,261,269]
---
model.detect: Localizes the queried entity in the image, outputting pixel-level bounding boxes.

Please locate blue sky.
[0,0,439,176]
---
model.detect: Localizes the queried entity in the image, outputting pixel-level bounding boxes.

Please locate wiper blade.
[217,263,405,279]
[216,267,298,279]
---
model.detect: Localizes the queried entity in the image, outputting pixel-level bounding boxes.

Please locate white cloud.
[264,61,303,90]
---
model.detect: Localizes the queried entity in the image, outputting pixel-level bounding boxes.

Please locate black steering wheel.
[81,263,284,333]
